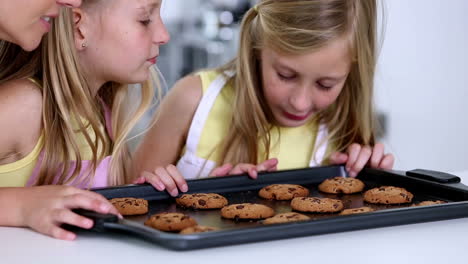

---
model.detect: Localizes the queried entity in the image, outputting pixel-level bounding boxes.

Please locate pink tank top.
[26,100,113,189]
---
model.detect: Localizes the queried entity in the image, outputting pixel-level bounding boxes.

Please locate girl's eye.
[317,82,333,90]
[277,72,296,81]
[140,19,152,26]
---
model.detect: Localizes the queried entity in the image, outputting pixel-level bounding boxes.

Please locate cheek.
[316,87,344,109]
[263,81,289,111]
[262,67,285,106]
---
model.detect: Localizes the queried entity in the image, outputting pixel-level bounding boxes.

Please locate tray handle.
[406,169,461,183]
[68,209,119,232]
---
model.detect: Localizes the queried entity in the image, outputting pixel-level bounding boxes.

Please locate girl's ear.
[73,8,88,51]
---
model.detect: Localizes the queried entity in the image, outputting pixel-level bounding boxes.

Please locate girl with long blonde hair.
[134,0,394,197]
[0,0,169,240]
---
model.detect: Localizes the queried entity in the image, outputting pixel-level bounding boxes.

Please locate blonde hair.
[1,2,160,187]
[217,0,379,165]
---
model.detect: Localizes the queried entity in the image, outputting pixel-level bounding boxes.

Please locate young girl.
[0,0,169,240]
[0,0,82,51]
[134,0,394,197]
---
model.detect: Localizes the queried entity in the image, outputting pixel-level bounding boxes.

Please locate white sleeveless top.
[176,72,329,179]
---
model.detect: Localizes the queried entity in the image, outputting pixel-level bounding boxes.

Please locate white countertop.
[2,170,468,264]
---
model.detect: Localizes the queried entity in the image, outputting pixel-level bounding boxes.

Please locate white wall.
[375,0,468,172]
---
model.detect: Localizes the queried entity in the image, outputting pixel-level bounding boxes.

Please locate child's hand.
[209,158,279,179]
[133,164,188,197]
[19,185,120,241]
[329,143,394,177]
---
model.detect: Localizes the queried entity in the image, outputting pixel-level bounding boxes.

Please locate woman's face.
[0,0,82,51]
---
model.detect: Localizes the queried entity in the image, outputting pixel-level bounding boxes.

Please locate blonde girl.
[0,0,169,240]
[134,0,394,197]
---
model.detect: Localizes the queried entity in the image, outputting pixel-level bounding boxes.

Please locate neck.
[86,72,106,97]
[80,62,106,97]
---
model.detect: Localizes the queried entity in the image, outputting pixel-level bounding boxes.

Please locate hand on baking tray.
[14,185,120,240]
[133,164,188,197]
[209,158,279,179]
[328,143,394,177]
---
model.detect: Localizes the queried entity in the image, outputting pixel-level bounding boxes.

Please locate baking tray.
[76,165,468,251]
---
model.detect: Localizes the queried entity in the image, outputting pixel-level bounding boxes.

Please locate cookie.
[221,203,275,219]
[363,186,413,204]
[258,184,310,200]
[179,225,219,234]
[110,197,148,216]
[263,212,310,225]
[144,213,197,232]
[175,193,228,209]
[339,207,374,215]
[411,200,446,207]
[291,197,344,213]
[318,177,365,194]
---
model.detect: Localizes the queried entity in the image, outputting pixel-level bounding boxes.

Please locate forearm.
[0,187,26,227]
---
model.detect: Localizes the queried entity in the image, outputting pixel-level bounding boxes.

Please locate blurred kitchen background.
[150,0,468,173]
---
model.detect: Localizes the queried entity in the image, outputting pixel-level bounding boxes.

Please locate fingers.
[379,153,395,169]
[153,167,179,197]
[63,192,117,216]
[229,164,257,179]
[138,166,188,197]
[166,164,188,193]
[256,158,278,173]
[349,145,372,177]
[370,143,384,168]
[49,226,77,241]
[52,208,94,230]
[343,143,394,177]
[328,152,348,165]
[154,165,191,197]
[209,163,233,177]
[32,214,78,241]
[345,143,361,173]
[345,144,372,177]
[211,159,279,179]
[132,176,146,184]
[140,171,165,191]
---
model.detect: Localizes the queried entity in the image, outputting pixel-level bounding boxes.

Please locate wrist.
[0,187,30,227]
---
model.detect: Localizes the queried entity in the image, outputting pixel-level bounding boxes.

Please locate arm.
[132,74,204,194]
[134,74,204,172]
[0,80,120,239]
[0,79,42,166]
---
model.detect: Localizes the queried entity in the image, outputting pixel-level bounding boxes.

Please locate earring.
[81,42,87,48]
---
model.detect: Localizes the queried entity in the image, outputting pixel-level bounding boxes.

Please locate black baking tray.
[78,165,468,251]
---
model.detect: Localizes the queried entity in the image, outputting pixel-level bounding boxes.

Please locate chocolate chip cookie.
[144,212,197,232]
[109,197,148,216]
[291,197,344,213]
[263,212,310,225]
[176,193,228,209]
[339,207,374,215]
[364,186,413,204]
[258,184,310,200]
[221,203,275,219]
[318,177,365,194]
[179,225,219,234]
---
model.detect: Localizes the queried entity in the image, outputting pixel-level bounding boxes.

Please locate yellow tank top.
[195,70,319,170]
[0,78,108,187]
